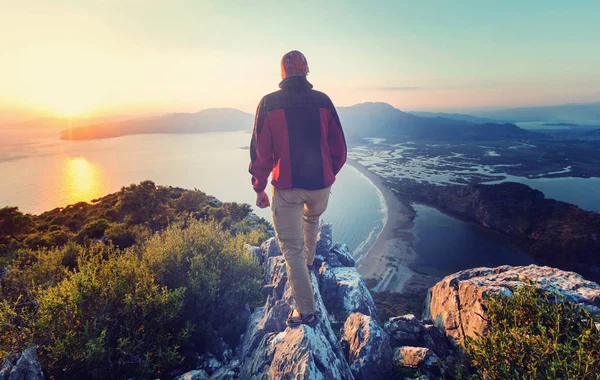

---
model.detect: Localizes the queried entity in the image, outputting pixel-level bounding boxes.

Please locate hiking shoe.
[286,309,320,328]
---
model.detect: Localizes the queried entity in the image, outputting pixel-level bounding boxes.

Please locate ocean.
[0,130,385,258]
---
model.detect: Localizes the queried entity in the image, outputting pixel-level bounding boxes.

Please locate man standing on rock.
[249,50,347,327]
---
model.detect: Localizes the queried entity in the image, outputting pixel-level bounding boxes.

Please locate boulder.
[319,264,378,322]
[340,313,392,380]
[330,243,356,268]
[239,259,354,379]
[3,347,45,380]
[393,347,439,369]
[383,314,455,367]
[260,238,281,259]
[384,314,421,347]
[174,370,210,380]
[426,265,600,343]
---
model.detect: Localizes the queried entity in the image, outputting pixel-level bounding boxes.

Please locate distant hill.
[471,102,600,123]
[338,102,543,141]
[410,111,503,124]
[585,129,600,137]
[61,108,253,140]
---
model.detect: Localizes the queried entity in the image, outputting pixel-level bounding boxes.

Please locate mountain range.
[470,102,600,123]
[336,102,543,141]
[55,101,547,142]
[409,111,503,124]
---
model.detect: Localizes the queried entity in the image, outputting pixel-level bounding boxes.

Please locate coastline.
[348,159,437,294]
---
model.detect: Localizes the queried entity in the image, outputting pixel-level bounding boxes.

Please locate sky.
[1,0,599,121]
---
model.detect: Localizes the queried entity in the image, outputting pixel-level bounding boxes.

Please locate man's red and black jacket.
[249,76,347,193]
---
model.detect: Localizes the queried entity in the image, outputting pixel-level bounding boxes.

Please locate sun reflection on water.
[62,157,103,204]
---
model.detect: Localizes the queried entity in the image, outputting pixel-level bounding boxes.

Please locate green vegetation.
[464,286,600,379]
[1,180,269,256]
[0,181,270,379]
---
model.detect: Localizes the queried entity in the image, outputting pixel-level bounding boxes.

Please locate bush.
[1,218,263,379]
[34,248,187,379]
[74,219,111,243]
[104,223,136,248]
[141,219,263,345]
[464,285,600,379]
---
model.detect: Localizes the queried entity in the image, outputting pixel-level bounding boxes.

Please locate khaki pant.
[272,186,331,314]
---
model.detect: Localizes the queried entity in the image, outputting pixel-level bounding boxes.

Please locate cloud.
[355,86,420,91]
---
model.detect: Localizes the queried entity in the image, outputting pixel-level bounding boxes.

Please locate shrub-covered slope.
[0,182,269,379]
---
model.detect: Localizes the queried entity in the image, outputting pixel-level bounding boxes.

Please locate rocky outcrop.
[425,265,600,343]
[0,347,45,380]
[340,313,392,380]
[234,223,384,380]
[238,256,354,379]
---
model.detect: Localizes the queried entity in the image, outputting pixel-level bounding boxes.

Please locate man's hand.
[256,191,270,209]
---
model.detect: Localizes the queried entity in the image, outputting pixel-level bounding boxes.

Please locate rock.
[340,313,392,380]
[421,324,452,359]
[209,359,239,380]
[325,252,343,267]
[222,349,233,363]
[205,356,222,375]
[426,265,600,343]
[384,314,421,347]
[316,222,333,257]
[383,314,456,372]
[244,244,263,265]
[260,238,281,259]
[5,347,44,380]
[239,260,353,379]
[264,256,287,300]
[393,346,439,369]
[319,264,378,322]
[330,243,356,267]
[174,369,210,380]
[0,354,14,379]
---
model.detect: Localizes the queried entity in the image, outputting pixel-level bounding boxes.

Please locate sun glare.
[62,157,103,204]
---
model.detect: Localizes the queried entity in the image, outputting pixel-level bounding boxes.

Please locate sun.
[50,102,90,119]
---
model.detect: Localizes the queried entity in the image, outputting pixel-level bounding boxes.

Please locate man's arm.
[327,101,347,175]
[249,97,274,197]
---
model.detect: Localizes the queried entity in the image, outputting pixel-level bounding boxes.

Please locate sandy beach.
[349,159,439,295]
